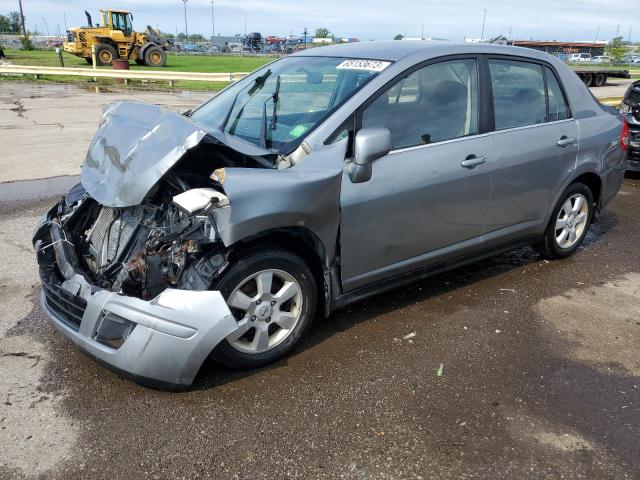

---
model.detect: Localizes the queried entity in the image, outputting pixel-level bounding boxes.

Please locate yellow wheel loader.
[64,10,172,67]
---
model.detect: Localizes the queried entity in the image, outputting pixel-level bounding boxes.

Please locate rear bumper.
[628,124,640,170]
[63,42,82,54]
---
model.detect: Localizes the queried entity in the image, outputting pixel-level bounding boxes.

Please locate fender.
[212,141,347,268]
[138,41,156,60]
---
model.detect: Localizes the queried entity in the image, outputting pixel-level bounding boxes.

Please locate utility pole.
[303,26,308,49]
[616,24,620,38]
[18,0,27,36]
[480,9,487,42]
[594,25,599,42]
[421,23,424,40]
[181,0,188,44]
[63,12,67,32]
[244,16,247,36]
[628,26,632,43]
[211,0,216,37]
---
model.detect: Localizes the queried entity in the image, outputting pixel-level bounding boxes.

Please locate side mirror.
[349,127,391,183]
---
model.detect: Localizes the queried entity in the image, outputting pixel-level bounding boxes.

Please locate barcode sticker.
[336,59,391,72]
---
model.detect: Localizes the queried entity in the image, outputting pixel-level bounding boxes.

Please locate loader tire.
[144,45,166,67]
[95,44,117,66]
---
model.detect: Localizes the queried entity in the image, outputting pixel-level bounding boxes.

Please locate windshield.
[190,56,390,152]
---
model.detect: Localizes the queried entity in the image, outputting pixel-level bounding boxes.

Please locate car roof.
[290,40,554,63]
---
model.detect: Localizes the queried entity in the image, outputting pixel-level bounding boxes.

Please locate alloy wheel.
[225,269,303,354]
[555,193,589,249]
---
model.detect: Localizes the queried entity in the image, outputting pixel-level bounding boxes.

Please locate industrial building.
[511,40,606,56]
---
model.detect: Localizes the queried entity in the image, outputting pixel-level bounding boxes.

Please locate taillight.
[620,117,629,151]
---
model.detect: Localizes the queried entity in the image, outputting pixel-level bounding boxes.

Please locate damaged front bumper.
[36,216,238,389]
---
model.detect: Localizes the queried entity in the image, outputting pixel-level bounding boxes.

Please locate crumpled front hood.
[81,101,208,207]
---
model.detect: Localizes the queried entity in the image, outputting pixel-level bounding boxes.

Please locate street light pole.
[211,0,216,37]
[182,0,188,44]
[480,8,487,42]
[18,0,27,36]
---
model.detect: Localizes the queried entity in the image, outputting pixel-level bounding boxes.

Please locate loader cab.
[102,9,133,38]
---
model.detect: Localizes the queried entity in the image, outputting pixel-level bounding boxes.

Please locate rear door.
[484,58,578,244]
[339,57,493,291]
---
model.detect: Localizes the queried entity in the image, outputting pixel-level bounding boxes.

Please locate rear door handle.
[557,136,576,147]
[461,155,487,168]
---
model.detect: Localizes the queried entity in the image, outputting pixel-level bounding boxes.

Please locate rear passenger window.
[489,60,546,130]
[545,66,570,121]
[362,59,479,149]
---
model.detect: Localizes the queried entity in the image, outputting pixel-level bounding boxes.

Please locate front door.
[339,58,493,292]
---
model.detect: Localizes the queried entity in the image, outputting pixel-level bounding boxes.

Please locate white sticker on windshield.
[336,59,391,72]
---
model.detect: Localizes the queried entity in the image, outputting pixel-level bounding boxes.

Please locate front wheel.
[211,249,317,369]
[536,182,594,259]
[144,45,167,67]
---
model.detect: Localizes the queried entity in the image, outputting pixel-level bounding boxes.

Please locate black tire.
[211,249,317,370]
[582,73,593,87]
[144,45,167,67]
[536,182,594,259]
[94,43,117,66]
[85,57,93,64]
[134,58,145,66]
[594,73,607,87]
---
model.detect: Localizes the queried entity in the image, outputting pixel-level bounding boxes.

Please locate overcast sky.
[7,0,638,42]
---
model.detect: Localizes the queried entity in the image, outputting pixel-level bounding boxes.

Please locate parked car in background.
[621,79,640,170]
[33,42,627,389]
[569,53,592,63]
[591,55,610,64]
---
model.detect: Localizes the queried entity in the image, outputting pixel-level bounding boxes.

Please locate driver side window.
[362,59,479,150]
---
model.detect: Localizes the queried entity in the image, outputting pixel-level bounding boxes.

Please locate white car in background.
[569,53,592,63]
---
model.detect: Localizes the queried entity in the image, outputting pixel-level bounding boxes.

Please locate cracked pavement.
[0,83,639,479]
[1,179,639,479]
[0,83,210,183]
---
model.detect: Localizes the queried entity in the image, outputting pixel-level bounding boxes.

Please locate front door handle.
[461,155,487,168]
[557,136,576,147]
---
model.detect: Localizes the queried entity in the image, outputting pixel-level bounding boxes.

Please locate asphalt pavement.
[0,81,639,479]
[1,178,639,479]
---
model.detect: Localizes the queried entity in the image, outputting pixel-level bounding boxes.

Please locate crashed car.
[621,79,640,170]
[34,42,628,389]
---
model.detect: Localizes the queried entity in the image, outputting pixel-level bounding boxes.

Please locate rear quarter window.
[545,66,571,121]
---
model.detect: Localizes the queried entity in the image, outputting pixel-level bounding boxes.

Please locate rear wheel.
[594,73,607,87]
[134,58,145,66]
[144,45,167,67]
[536,182,594,259]
[581,73,593,87]
[94,44,117,66]
[85,57,93,64]
[211,249,317,369]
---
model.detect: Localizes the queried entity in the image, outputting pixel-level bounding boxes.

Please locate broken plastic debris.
[495,329,502,334]
[500,288,516,293]
[436,363,444,377]
[403,332,416,340]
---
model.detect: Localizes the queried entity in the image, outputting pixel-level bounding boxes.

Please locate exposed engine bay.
[51,173,231,301]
